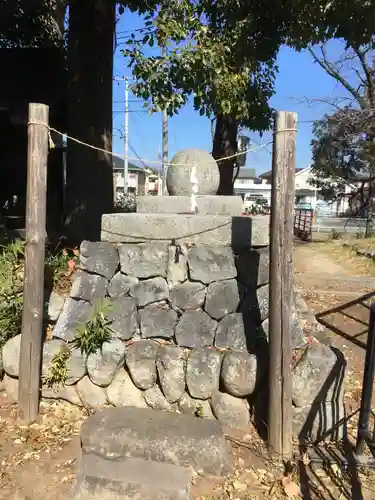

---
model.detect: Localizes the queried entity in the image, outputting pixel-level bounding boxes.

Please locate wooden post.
[268,111,297,459]
[18,103,49,423]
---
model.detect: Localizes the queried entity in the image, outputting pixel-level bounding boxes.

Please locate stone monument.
[166,148,220,196]
[102,148,269,247]
[0,148,347,499]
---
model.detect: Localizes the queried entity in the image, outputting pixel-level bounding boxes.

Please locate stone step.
[101,213,269,248]
[136,195,243,216]
[71,452,192,500]
[81,407,232,477]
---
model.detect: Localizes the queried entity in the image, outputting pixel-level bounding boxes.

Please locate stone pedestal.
[101,213,269,248]
[136,195,243,216]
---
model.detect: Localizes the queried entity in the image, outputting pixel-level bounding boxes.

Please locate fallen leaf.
[232,479,247,492]
[281,476,301,498]
[330,463,342,478]
[45,325,53,341]
[301,452,311,466]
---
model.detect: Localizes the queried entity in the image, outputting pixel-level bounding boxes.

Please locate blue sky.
[113,10,350,175]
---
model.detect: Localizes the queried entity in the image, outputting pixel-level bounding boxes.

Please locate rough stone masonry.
[2,237,347,443]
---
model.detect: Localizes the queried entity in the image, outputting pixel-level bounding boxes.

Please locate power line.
[129,113,148,145]
[128,139,149,170]
[114,99,146,103]
[116,27,153,36]
[113,109,149,114]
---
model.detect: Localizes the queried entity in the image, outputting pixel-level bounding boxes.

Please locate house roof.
[259,167,305,179]
[112,156,157,174]
[236,168,256,179]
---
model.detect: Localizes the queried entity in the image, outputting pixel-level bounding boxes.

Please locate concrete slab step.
[136,195,243,216]
[101,213,269,248]
[81,407,232,476]
[71,452,192,500]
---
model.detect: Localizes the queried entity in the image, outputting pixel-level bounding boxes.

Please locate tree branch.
[308,45,366,108]
[354,46,375,107]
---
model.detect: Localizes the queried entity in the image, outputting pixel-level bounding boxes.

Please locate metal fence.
[294,210,370,238]
[355,302,375,466]
[314,214,369,234]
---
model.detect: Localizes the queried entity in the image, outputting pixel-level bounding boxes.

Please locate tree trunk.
[365,181,374,238]
[65,0,115,242]
[212,114,238,195]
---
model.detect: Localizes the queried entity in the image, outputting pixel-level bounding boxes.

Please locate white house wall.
[295,168,316,191]
[114,171,139,193]
[235,166,321,208]
[234,182,272,205]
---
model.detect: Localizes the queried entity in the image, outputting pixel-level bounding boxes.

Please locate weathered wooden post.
[18,103,49,423]
[268,110,297,459]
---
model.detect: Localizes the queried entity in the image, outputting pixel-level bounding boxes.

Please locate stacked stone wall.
[2,240,346,442]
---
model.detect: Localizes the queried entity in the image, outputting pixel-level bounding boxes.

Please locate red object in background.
[294,208,313,241]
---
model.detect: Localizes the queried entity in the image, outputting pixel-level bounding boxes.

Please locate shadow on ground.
[297,292,375,499]
[316,292,375,350]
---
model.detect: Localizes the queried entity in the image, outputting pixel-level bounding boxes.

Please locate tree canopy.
[123,0,375,193]
[310,40,375,225]
[124,0,375,121]
[124,0,286,192]
[0,0,65,48]
[125,0,283,129]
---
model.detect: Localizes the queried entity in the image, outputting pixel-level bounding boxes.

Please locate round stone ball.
[166,148,220,196]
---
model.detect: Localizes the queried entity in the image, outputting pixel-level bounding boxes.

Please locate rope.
[273,128,297,134]
[28,121,272,168]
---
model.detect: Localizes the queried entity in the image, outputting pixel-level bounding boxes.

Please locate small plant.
[0,240,25,351]
[43,344,71,389]
[365,225,375,238]
[46,247,80,286]
[73,301,113,356]
[195,403,204,418]
[113,193,136,213]
[330,229,341,240]
[356,230,365,239]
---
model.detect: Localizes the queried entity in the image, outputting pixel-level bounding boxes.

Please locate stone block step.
[101,213,269,248]
[71,452,192,499]
[136,195,243,216]
[81,407,232,476]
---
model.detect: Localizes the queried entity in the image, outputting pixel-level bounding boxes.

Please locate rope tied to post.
[28,121,273,168]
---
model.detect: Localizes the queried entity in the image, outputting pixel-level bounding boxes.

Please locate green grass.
[0,240,25,352]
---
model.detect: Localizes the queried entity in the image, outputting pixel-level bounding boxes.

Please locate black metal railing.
[355,302,375,466]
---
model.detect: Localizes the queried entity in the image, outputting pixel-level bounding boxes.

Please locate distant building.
[234,168,272,205]
[257,166,324,209]
[113,157,160,197]
[234,165,351,212]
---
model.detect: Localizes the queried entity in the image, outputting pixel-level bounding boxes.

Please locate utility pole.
[113,76,129,196]
[124,76,129,195]
[161,45,168,195]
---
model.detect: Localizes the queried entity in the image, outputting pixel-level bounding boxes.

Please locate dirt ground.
[1,237,375,499]
[293,239,375,406]
[292,238,375,500]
